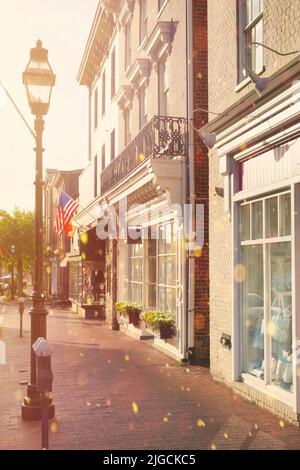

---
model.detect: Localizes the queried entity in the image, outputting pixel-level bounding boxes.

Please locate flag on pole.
[54,191,79,235]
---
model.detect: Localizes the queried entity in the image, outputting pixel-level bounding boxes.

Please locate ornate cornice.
[119,0,135,28]
[144,21,176,65]
[114,85,134,110]
[102,0,120,15]
[127,58,151,90]
[77,5,115,87]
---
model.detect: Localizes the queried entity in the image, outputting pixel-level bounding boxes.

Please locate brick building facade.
[72,0,209,362]
[202,0,300,423]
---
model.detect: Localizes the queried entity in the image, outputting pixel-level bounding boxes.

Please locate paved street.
[1,301,300,450]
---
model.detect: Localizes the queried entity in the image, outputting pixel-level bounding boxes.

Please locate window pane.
[166,255,176,285]
[252,200,263,239]
[148,237,156,257]
[252,0,261,18]
[246,0,251,24]
[158,286,166,311]
[269,243,292,392]
[241,204,251,241]
[266,197,278,238]
[148,258,156,284]
[242,244,264,379]
[158,257,165,284]
[279,193,291,236]
[147,285,156,308]
[254,20,263,72]
[166,287,176,315]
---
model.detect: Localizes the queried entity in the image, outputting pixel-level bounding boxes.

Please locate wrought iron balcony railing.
[101,115,188,194]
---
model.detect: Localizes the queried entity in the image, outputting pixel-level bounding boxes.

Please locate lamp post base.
[21,383,55,421]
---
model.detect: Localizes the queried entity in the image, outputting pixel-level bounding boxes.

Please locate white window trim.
[237,0,264,85]
[233,185,300,411]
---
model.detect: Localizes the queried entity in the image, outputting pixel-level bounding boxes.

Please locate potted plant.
[115,301,142,327]
[140,311,175,339]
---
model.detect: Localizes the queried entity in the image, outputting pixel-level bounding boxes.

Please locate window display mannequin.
[248,249,292,389]
[270,251,292,388]
[91,269,104,301]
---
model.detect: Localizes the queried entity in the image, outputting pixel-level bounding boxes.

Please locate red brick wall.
[192,0,209,360]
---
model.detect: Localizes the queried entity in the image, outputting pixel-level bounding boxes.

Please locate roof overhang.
[77,3,115,87]
[201,56,300,138]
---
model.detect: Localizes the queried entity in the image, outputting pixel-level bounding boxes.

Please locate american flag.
[54,191,79,235]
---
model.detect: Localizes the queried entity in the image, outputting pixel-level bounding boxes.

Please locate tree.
[0,209,35,295]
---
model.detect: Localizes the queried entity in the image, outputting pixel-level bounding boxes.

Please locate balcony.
[101,115,188,194]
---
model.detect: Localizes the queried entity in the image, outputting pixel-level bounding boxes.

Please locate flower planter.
[146,325,174,339]
[116,302,142,328]
[156,325,174,339]
[123,310,141,327]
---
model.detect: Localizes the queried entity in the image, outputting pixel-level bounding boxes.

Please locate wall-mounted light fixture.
[191,108,230,150]
[246,42,300,96]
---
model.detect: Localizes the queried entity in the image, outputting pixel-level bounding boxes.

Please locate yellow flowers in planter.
[115,301,142,326]
[115,301,142,317]
[140,311,175,329]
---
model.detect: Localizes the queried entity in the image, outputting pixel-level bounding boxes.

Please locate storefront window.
[266,196,278,238]
[147,238,157,308]
[82,261,105,305]
[242,245,264,379]
[269,243,292,391]
[128,243,143,303]
[69,260,83,303]
[126,222,178,317]
[252,200,263,239]
[158,223,176,316]
[241,191,293,393]
[241,204,251,241]
[279,193,291,236]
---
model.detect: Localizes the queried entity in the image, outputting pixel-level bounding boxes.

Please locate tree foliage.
[0,208,35,274]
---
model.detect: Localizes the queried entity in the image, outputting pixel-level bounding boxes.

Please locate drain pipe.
[185,0,195,362]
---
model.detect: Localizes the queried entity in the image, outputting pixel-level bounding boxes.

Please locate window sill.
[241,373,295,408]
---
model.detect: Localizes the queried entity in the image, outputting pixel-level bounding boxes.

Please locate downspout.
[88,86,92,161]
[185,0,195,359]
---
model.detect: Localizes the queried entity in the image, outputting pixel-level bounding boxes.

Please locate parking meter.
[32,338,54,393]
[18,297,25,337]
[18,297,25,314]
[32,337,54,450]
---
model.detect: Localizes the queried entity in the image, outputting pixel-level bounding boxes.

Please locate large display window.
[241,191,293,393]
[68,258,105,306]
[126,222,177,318]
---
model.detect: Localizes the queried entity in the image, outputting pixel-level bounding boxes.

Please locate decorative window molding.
[238,0,264,84]
[115,84,134,112]
[127,58,151,91]
[119,0,135,28]
[144,21,176,66]
[102,0,120,16]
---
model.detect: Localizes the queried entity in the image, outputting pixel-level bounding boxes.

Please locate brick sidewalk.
[1,301,300,450]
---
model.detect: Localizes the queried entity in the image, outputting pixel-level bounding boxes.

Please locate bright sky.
[0,0,99,212]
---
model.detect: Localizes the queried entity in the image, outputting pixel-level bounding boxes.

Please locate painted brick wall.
[208,0,300,381]
[192,0,210,359]
[207,0,300,114]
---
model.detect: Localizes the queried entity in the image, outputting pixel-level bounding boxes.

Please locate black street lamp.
[21,40,56,421]
[10,244,15,300]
